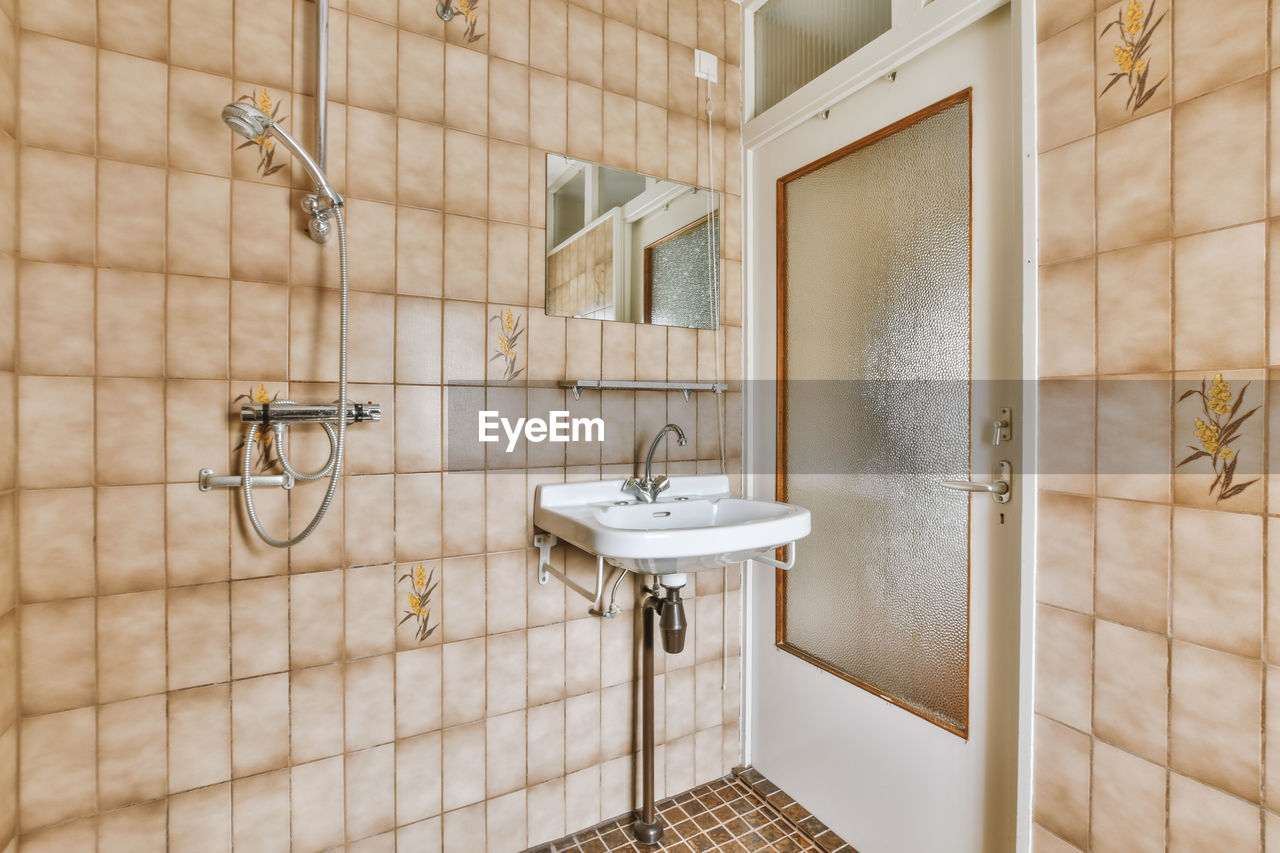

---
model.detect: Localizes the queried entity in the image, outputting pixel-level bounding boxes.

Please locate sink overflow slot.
[653,511,671,517]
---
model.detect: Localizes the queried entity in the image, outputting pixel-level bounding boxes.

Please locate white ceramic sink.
[533,475,811,574]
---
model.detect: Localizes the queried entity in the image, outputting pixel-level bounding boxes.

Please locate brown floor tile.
[524,769,851,853]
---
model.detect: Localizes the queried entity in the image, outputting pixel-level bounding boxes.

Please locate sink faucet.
[624,424,688,503]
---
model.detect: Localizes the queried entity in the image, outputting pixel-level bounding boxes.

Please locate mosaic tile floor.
[527,768,855,853]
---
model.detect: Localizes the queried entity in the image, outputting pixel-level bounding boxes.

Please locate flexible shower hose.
[241,207,349,548]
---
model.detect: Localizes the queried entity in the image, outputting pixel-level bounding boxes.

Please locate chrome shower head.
[220,102,343,209]
[221,102,271,140]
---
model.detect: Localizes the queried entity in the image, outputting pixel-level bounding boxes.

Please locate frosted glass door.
[777,93,971,736]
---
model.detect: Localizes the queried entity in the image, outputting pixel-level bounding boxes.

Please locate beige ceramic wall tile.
[1172,0,1266,102]
[1037,258,1095,377]
[19,599,95,715]
[568,6,604,87]
[1040,0,1094,41]
[230,770,290,851]
[443,44,488,136]
[19,707,96,831]
[96,592,166,703]
[1173,77,1266,236]
[1096,110,1170,251]
[488,61,530,146]
[96,485,165,595]
[19,148,95,265]
[98,161,167,274]
[1037,379,1096,495]
[99,0,168,59]
[17,488,93,602]
[1170,640,1261,802]
[1171,507,1262,658]
[291,756,345,851]
[19,33,94,154]
[98,699,168,815]
[348,16,399,113]
[18,262,93,376]
[530,0,568,75]
[1094,620,1168,764]
[1096,374,1171,503]
[345,742,396,840]
[1168,772,1262,852]
[1033,715,1091,848]
[1034,492,1094,614]
[1097,243,1170,374]
[604,19,638,98]
[1094,498,1168,633]
[398,32,444,124]
[168,684,231,794]
[1037,20,1096,153]
[233,0,292,88]
[441,637,485,725]
[97,270,164,378]
[1173,224,1265,370]
[1037,138,1095,264]
[168,68,234,177]
[1090,740,1167,853]
[490,0,530,64]
[18,376,94,489]
[345,655,395,750]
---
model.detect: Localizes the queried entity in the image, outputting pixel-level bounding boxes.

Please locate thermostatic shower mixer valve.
[240,400,382,426]
[199,398,382,492]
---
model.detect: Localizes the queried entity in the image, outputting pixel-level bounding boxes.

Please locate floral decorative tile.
[1096,0,1170,130]
[1174,371,1264,512]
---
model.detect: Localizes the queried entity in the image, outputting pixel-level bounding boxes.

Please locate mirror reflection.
[545,154,720,330]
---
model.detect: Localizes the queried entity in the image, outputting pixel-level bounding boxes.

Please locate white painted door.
[744,7,1023,852]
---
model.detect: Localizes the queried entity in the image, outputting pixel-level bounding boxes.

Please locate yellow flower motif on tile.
[233,384,281,473]
[235,89,287,177]
[1178,374,1258,502]
[454,0,485,43]
[490,307,525,382]
[1207,373,1233,415]
[399,564,438,644]
[1101,0,1166,114]
[1123,0,1144,35]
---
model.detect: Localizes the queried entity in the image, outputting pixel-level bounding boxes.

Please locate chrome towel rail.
[558,379,728,402]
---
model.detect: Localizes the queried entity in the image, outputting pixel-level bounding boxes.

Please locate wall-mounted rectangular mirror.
[545,154,720,330]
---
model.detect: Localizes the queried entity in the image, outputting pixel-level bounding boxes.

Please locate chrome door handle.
[940,479,1008,494]
[940,460,1012,504]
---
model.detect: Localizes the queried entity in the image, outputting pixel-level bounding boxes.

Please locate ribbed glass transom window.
[753,0,892,115]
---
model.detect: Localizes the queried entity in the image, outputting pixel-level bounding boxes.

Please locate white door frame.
[738,1,1037,851]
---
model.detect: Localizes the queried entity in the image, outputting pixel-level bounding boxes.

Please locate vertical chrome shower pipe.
[314,0,327,173]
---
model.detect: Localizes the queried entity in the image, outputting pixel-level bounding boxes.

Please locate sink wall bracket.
[748,541,797,571]
[534,532,614,615]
